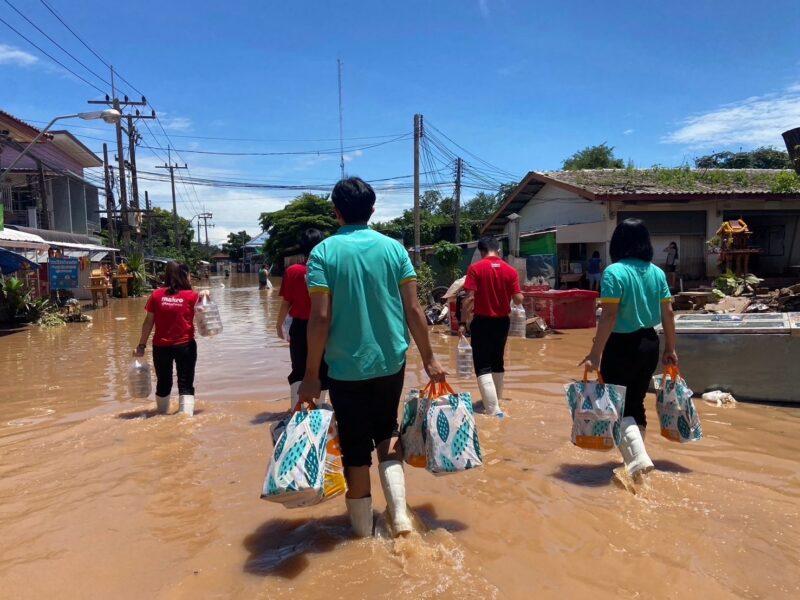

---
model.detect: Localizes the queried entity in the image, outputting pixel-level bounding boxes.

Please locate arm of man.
[276,299,290,340]
[134,313,155,357]
[298,292,331,402]
[400,280,446,382]
[461,291,474,330]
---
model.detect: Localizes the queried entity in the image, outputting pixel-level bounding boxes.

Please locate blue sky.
[2,0,799,243]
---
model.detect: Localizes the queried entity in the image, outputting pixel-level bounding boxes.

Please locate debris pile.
[525,316,548,338]
[746,283,800,313]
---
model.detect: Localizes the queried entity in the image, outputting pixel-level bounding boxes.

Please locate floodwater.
[1,274,798,599]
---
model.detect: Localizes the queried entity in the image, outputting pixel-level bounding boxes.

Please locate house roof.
[0,109,46,141]
[244,231,269,247]
[482,168,800,234]
[49,131,102,168]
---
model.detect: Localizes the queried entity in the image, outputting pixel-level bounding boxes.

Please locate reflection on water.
[1,273,799,599]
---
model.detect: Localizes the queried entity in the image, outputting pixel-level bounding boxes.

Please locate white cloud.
[663,83,800,148]
[623,128,635,136]
[0,44,38,67]
[159,114,193,132]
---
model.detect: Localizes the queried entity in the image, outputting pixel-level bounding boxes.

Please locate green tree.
[259,193,338,266]
[222,231,252,261]
[144,207,195,253]
[433,240,463,281]
[562,143,625,170]
[694,147,792,169]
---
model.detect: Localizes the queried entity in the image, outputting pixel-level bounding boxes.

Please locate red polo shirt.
[279,263,312,320]
[464,256,521,317]
[145,288,199,347]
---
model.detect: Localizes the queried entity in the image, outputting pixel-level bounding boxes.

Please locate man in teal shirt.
[299,177,445,538]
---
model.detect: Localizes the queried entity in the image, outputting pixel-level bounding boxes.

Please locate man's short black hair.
[299,228,324,257]
[609,218,654,263]
[477,235,500,253]
[331,177,376,224]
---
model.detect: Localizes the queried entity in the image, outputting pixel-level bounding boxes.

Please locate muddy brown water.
[1,274,798,599]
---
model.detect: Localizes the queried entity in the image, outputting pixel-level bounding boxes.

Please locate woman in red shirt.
[276,228,329,409]
[134,261,207,416]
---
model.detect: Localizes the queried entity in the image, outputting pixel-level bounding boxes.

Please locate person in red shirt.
[461,235,523,417]
[134,261,208,416]
[276,228,329,409]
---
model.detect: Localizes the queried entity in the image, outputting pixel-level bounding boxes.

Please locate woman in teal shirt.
[581,219,678,478]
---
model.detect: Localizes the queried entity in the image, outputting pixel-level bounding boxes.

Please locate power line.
[0,15,106,94]
[4,0,111,90]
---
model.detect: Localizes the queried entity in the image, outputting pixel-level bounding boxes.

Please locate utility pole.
[155,148,188,249]
[144,190,152,255]
[88,65,154,253]
[413,113,422,266]
[337,58,345,180]
[123,112,154,252]
[198,212,213,245]
[102,143,116,248]
[454,157,462,244]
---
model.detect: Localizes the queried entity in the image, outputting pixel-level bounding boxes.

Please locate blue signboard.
[48,257,80,290]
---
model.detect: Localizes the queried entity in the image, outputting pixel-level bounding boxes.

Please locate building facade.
[483,169,800,282]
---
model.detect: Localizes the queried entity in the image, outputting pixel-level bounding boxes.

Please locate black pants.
[287,318,329,388]
[152,340,197,397]
[328,364,406,467]
[600,328,660,428]
[470,315,510,376]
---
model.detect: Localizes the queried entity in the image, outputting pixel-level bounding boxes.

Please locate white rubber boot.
[289,381,301,410]
[178,395,195,417]
[492,372,504,400]
[378,460,413,536]
[618,416,654,477]
[477,373,503,417]
[345,496,374,538]
[155,395,170,414]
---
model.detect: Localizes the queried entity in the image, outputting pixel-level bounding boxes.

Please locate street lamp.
[0,109,121,185]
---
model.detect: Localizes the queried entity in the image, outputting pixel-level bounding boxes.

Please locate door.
[679,235,705,279]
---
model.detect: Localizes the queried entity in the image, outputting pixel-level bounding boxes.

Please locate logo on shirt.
[161,297,185,306]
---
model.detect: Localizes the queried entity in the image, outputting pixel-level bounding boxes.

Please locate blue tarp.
[0,247,39,275]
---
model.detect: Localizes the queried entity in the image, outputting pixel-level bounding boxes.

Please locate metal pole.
[196,217,201,245]
[170,164,179,248]
[145,190,152,255]
[337,58,345,180]
[126,115,142,253]
[113,98,130,250]
[204,213,211,245]
[413,113,421,266]
[102,143,116,248]
[454,157,462,243]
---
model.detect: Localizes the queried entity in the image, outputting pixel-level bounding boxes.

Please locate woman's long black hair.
[299,228,324,258]
[164,260,192,294]
[609,218,654,263]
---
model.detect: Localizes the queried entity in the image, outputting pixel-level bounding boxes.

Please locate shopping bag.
[423,381,483,475]
[262,401,346,508]
[564,369,626,451]
[653,366,703,443]
[400,388,428,468]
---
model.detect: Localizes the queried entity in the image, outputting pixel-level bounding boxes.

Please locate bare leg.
[344,466,371,499]
[376,435,403,463]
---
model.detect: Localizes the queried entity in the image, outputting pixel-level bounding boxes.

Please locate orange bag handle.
[663,364,681,382]
[420,379,455,399]
[582,367,605,385]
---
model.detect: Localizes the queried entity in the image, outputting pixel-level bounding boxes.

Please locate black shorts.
[328,364,406,467]
[287,318,329,389]
[470,315,510,376]
[600,328,660,428]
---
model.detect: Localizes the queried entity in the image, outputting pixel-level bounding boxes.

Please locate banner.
[48,257,80,290]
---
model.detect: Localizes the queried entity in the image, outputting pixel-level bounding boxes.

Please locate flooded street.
[1,275,799,599]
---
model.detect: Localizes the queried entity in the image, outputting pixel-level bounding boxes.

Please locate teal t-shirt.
[306,225,417,381]
[600,258,672,333]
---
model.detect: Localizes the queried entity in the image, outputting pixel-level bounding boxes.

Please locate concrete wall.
[69,178,87,234]
[515,184,607,233]
[51,177,72,232]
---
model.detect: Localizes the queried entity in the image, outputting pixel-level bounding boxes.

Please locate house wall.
[515,184,606,233]
[507,184,800,278]
[51,177,72,232]
[69,178,87,234]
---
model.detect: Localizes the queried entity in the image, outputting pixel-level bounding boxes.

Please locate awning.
[554,221,608,245]
[0,228,49,250]
[0,247,40,274]
[49,241,119,253]
[61,249,110,261]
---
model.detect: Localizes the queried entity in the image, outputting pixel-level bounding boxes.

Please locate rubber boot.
[289,381,301,410]
[345,496,374,538]
[618,416,654,477]
[155,395,170,414]
[477,373,503,417]
[492,372,504,400]
[178,395,195,417]
[378,460,413,536]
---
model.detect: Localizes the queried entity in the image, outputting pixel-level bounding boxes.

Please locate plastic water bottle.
[195,295,223,337]
[282,316,293,342]
[457,335,473,378]
[128,358,152,399]
[510,303,527,338]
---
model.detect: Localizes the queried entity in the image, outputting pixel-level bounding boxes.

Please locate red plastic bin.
[522,289,599,329]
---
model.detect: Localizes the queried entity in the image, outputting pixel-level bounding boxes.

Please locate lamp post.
[0,109,121,185]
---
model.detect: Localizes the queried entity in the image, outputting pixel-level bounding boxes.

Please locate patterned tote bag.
[653,366,703,443]
[565,369,626,451]
[423,381,483,475]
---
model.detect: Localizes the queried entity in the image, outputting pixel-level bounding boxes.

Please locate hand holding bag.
[565,369,626,451]
[653,366,703,443]
[423,381,483,475]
